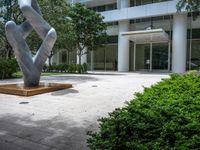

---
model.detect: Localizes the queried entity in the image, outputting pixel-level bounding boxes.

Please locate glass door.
[152,43,169,71]
[135,44,151,71]
[134,42,169,72]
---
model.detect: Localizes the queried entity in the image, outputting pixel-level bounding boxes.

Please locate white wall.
[101,0,181,23]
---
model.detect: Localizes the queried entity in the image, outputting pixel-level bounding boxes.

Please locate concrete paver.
[0,72,168,150]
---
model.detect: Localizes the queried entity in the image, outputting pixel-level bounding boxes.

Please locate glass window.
[61,51,67,63]
[191,40,200,70]
[94,47,105,70]
[129,42,134,71]
[108,36,118,44]
[142,0,152,5]
[152,43,168,70]
[107,22,118,26]
[135,44,150,71]
[136,0,142,6]
[96,5,106,12]
[68,51,76,64]
[192,29,200,39]
[187,40,191,70]
[106,3,117,11]
[105,44,118,71]
[130,0,136,7]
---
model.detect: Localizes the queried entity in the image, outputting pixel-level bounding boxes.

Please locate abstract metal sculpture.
[5,0,57,87]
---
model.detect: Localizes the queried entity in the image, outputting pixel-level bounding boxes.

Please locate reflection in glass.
[105,44,118,71]
[135,44,150,71]
[152,43,168,70]
[94,47,105,70]
[191,40,200,70]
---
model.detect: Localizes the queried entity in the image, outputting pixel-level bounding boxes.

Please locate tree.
[177,0,200,12]
[0,0,24,59]
[37,0,77,66]
[0,0,74,65]
[68,3,107,65]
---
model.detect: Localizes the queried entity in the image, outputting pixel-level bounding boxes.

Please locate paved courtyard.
[0,72,168,150]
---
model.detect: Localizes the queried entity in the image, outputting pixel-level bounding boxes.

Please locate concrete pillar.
[118,21,130,72]
[90,51,94,71]
[172,13,187,73]
[77,48,87,65]
[117,0,130,72]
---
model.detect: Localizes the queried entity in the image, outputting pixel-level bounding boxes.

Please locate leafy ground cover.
[87,74,200,150]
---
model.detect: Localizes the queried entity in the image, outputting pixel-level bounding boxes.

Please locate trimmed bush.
[46,63,87,74]
[87,74,200,150]
[0,59,18,79]
[82,63,88,73]
[68,64,77,73]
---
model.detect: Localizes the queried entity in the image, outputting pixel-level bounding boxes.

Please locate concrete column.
[77,48,87,65]
[118,20,130,72]
[90,51,94,71]
[117,0,130,72]
[172,13,187,73]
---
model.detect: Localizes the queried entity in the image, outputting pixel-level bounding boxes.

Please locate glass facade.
[54,2,200,73]
[90,3,117,12]
[88,44,118,71]
[187,14,200,71]
[130,0,172,7]
[58,51,76,64]
[191,40,200,70]
[134,43,169,71]
[152,43,168,70]
[135,44,150,71]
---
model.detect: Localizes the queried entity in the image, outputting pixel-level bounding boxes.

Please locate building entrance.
[134,42,170,72]
[121,28,170,72]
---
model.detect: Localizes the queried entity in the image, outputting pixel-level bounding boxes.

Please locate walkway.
[0,72,168,150]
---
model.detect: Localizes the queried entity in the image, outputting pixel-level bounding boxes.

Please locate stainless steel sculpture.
[5,0,57,87]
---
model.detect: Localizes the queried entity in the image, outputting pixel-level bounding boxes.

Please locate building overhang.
[100,0,183,23]
[121,28,169,44]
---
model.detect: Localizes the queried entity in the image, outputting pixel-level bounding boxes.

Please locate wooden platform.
[0,83,72,97]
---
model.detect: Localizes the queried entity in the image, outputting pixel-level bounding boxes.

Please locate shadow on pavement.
[51,89,79,96]
[0,115,97,150]
[87,73,126,76]
[42,75,99,83]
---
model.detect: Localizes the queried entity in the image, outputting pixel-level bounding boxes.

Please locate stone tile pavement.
[0,72,168,150]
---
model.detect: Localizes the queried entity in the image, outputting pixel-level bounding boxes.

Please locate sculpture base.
[0,83,72,97]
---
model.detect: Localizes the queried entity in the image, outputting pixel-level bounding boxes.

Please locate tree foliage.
[177,0,200,12]
[88,74,200,150]
[0,1,107,66]
[0,0,74,61]
[68,3,107,64]
[0,0,23,59]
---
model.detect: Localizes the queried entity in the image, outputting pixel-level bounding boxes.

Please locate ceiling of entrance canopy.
[121,29,169,44]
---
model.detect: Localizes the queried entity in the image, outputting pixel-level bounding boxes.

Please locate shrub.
[82,63,88,73]
[68,64,87,74]
[68,64,77,73]
[46,63,87,74]
[0,59,18,79]
[87,74,200,150]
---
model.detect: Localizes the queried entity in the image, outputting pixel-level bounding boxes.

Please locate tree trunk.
[79,54,81,65]
[48,55,52,72]
[6,41,12,59]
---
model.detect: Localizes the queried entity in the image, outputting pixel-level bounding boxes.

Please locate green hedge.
[87,74,200,150]
[0,59,18,79]
[45,63,88,74]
